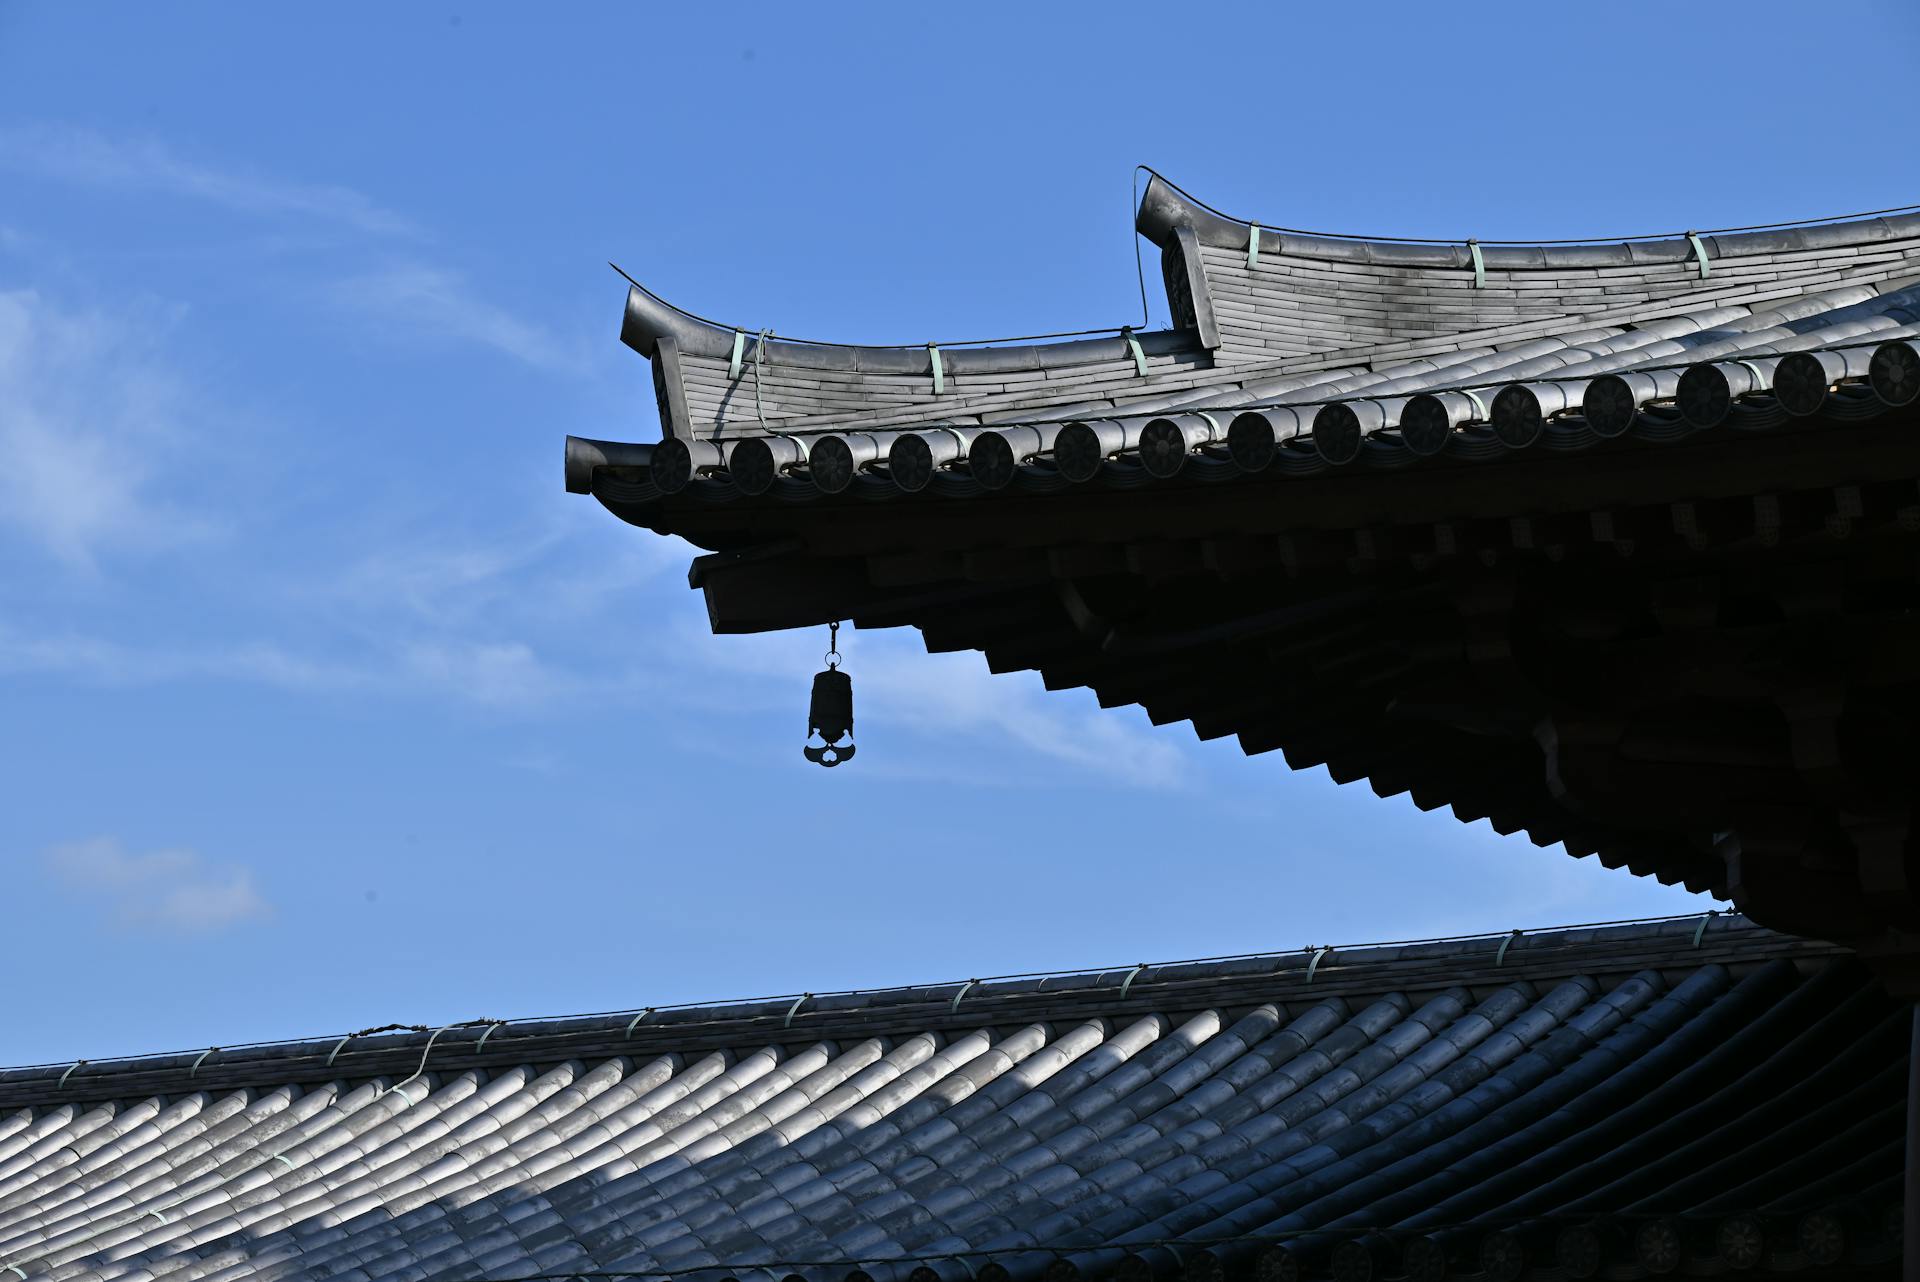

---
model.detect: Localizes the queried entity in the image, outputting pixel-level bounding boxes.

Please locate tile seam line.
[0,943,1842,1112]
[0,917,1782,1086]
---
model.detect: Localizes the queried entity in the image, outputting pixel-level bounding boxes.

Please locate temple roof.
[595,174,1920,510]
[0,919,1900,1282]
[569,176,1920,985]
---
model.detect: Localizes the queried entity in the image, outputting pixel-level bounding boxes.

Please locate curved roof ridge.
[0,913,1789,1101]
[1135,169,1920,268]
[617,275,1185,373]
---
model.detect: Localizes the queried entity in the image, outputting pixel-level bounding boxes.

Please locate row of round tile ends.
[647,340,1920,498]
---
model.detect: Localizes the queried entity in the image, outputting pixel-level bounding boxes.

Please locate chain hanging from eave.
[804,621,855,767]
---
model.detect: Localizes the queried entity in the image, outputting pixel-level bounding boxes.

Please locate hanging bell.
[804,622,855,767]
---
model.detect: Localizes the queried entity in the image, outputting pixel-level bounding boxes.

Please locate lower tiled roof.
[0,920,1898,1282]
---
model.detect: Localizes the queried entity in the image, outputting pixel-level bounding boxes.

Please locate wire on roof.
[5,911,1745,1079]
[1131,164,1155,330]
[1139,165,1920,246]
[709,332,1902,445]
[612,162,1169,349]
[613,173,1918,361]
[609,264,1147,352]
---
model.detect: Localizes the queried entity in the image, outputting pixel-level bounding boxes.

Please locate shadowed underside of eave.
[583,403,1920,962]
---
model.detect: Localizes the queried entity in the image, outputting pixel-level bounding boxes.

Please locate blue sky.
[2,2,1914,1068]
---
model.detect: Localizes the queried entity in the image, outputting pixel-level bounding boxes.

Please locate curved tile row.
[0,924,1796,1101]
[613,174,1920,442]
[0,957,1895,1282]
[638,281,1920,504]
[1135,170,1920,273]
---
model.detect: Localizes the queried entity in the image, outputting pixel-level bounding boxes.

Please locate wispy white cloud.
[326,265,584,371]
[0,123,415,237]
[0,627,353,690]
[42,837,273,935]
[0,494,688,713]
[859,645,1193,788]
[306,521,1191,787]
[0,623,581,710]
[394,637,570,706]
[0,601,1196,786]
[0,289,220,568]
[684,624,1196,789]
[321,522,692,626]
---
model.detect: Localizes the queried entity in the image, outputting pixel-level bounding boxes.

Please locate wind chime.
[804,621,855,767]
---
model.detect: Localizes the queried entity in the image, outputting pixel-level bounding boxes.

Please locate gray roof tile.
[0,921,1898,1280]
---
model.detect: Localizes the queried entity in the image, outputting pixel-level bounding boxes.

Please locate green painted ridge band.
[752,328,773,431]
[1693,911,1718,947]
[387,1023,457,1099]
[1496,930,1524,966]
[1306,946,1333,983]
[1468,240,1485,289]
[929,343,944,396]
[1247,222,1261,270]
[1123,328,1148,377]
[1688,232,1712,279]
[729,329,747,380]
